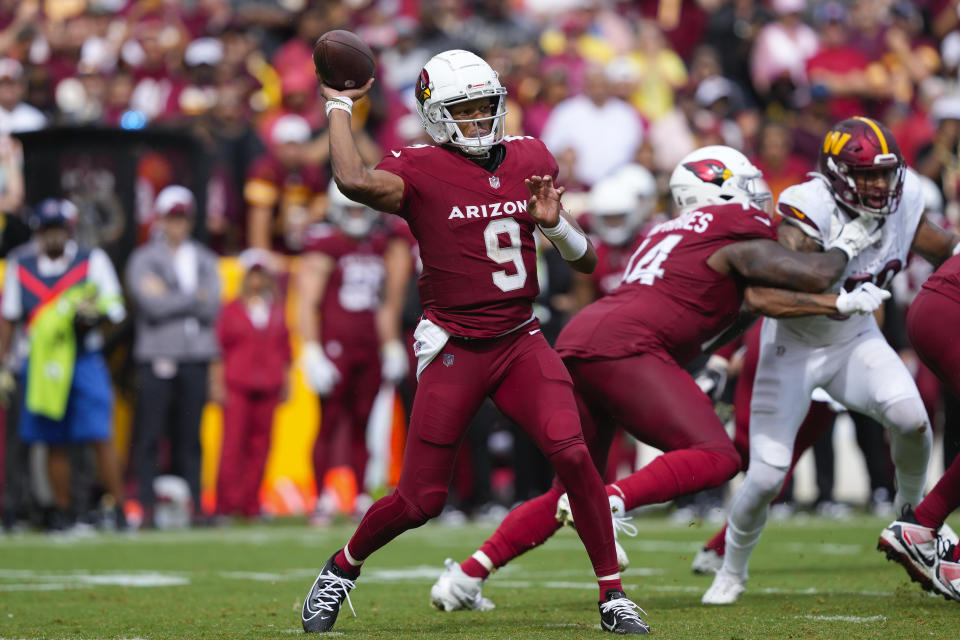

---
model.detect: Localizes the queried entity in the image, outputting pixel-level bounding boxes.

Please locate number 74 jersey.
[376,137,553,338]
[775,171,924,345]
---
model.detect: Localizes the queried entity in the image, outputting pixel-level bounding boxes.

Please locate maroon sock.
[615,448,739,510]
[342,491,424,564]
[914,456,960,530]
[333,549,361,577]
[598,576,623,600]
[475,488,564,573]
[705,524,727,555]
[460,556,489,579]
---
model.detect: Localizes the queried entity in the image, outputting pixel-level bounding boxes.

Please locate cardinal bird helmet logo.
[417,69,431,104]
[682,159,732,186]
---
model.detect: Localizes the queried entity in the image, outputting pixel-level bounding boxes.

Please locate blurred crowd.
[2,0,960,531]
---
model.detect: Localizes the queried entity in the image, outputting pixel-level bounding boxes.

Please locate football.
[313,30,375,91]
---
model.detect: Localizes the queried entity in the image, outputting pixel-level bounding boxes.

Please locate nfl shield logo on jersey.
[489,176,500,189]
[443,353,455,367]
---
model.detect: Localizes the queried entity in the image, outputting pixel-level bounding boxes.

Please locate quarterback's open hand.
[835,282,891,315]
[525,175,565,228]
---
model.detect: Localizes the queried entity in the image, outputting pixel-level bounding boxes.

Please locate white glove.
[301,341,340,396]
[825,212,882,261]
[835,282,891,315]
[694,355,730,402]
[380,340,408,385]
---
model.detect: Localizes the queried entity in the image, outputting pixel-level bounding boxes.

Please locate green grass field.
[2,513,958,639]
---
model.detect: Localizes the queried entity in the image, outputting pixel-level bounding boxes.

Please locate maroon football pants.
[216,387,280,517]
[474,349,742,572]
[313,346,380,495]
[344,328,619,578]
[908,289,960,528]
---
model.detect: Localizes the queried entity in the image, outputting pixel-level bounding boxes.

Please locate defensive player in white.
[704,117,960,605]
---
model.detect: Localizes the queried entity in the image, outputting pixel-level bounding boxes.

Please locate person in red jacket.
[214,248,291,519]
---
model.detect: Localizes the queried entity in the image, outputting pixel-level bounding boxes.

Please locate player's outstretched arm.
[320,79,405,214]
[911,214,960,268]
[744,282,890,318]
[711,236,848,292]
[526,175,597,273]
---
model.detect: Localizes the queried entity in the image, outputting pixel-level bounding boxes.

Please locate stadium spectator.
[0,58,46,134]
[749,0,819,110]
[126,186,221,527]
[214,248,289,521]
[244,113,326,254]
[0,198,127,531]
[541,65,643,188]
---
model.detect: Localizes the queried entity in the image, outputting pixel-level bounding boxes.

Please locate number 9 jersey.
[375,137,551,338]
[555,202,777,366]
[776,170,924,346]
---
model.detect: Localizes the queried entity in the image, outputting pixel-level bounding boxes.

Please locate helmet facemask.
[827,155,904,218]
[426,93,507,156]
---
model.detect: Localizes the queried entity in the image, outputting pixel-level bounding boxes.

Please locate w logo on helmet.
[416,69,431,104]
[683,160,732,186]
[822,130,852,156]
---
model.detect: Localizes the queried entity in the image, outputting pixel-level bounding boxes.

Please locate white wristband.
[539,214,588,261]
[325,96,354,117]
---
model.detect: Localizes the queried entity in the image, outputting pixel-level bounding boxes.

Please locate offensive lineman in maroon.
[428,145,891,610]
[299,49,648,634]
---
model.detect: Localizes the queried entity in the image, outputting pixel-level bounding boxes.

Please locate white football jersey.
[774,170,924,345]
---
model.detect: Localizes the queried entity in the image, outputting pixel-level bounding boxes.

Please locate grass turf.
[1,513,957,639]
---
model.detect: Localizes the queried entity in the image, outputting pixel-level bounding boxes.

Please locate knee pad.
[881,397,930,437]
[547,441,592,477]
[744,459,788,503]
[396,486,448,524]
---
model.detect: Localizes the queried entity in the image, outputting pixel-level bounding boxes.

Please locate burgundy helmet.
[817,116,905,218]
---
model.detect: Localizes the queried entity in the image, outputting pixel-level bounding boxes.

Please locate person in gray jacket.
[126,185,221,526]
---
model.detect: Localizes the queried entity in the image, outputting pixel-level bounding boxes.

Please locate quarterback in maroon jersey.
[298,181,411,523]
[428,145,892,610]
[299,49,650,635]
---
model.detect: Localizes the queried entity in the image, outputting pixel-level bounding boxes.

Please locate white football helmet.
[589,172,652,246]
[414,49,508,155]
[669,145,769,214]
[327,180,378,238]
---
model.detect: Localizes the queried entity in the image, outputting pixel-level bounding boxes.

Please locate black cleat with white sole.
[599,589,650,635]
[301,550,358,633]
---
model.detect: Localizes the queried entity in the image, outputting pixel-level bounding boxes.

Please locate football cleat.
[301,551,357,633]
[702,569,746,605]
[429,558,495,612]
[934,547,960,602]
[691,547,724,575]
[555,493,633,572]
[598,589,650,635]
[877,507,943,592]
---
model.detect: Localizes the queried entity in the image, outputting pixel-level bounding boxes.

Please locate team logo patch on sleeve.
[682,159,732,186]
[776,202,820,233]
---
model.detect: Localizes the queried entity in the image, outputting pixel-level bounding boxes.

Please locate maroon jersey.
[921,253,960,304]
[303,224,390,347]
[375,137,556,338]
[591,236,646,298]
[556,203,777,364]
